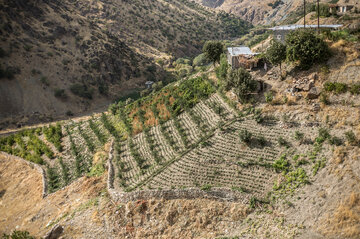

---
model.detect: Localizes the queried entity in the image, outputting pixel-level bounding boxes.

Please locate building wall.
[272,30,289,43]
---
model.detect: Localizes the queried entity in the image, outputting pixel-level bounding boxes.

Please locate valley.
[1,0,360,238]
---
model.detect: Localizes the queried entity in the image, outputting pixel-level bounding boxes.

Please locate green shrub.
[316,128,331,144]
[326,29,358,42]
[266,40,286,72]
[66,110,73,116]
[215,54,229,81]
[239,129,252,143]
[23,44,32,51]
[334,83,347,94]
[175,58,191,65]
[54,88,66,99]
[277,136,288,147]
[202,41,224,65]
[200,184,212,191]
[225,67,257,102]
[98,81,109,96]
[312,158,326,175]
[349,84,360,95]
[1,230,35,239]
[40,76,49,86]
[89,119,107,144]
[70,84,93,99]
[257,135,266,147]
[0,66,20,80]
[268,0,284,9]
[294,131,304,141]
[315,3,331,17]
[264,91,274,103]
[59,157,70,185]
[324,82,336,92]
[78,124,95,153]
[319,93,330,105]
[345,131,358,146]
[329,136,343,146]
[47,165,61,193]
[286,30,331,70]
[273,154,290,172]
[43,123,63,152]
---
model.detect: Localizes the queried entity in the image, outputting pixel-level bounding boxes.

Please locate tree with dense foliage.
[266,40,286,74]
[286,30,331,69]
[193,53,209,67]
[202,41,224,65]
[215,54,229,81]
[225,67,257,102]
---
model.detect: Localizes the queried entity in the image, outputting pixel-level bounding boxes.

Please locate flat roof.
[268,24,343,31]
[227,46,259,57]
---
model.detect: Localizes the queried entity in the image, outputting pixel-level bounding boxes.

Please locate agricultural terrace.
[0,76,330,203]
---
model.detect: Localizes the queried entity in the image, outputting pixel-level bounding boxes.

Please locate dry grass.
[330,40,360,63]
[319,192,360,238]
[319,107,359,129]
[333,146,348,165]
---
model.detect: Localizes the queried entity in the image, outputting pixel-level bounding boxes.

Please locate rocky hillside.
[1,38,359,239]
[195,0,360,25]
[0,0,250,129]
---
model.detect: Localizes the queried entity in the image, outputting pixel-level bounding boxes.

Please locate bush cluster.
[70,84,93,99]
[324,82,360,95]
[43,123,63,152]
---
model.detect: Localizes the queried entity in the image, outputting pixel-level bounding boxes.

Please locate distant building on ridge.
[329,4,356,15]
[268,24,343,43]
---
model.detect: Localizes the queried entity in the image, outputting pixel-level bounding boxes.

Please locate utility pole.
[304,0,306,29]
[317,0,320,33]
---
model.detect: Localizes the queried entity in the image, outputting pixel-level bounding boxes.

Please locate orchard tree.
[215,54,229,81]
[286,30,331,70]
[202,41,224,65]
[266,40,286,74]
[226,67,257,102]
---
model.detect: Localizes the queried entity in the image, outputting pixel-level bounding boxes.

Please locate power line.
[317,0,320,33]
[304,0,306,28]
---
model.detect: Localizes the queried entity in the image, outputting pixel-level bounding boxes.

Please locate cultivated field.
[0,77,327,203]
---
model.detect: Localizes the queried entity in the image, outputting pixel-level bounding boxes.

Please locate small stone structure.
[227,46,259,70]
[329,4,356,15]
[145,81,154,89]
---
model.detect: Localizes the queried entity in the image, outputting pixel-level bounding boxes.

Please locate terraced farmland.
[0,76,323,203]
[110,111,300,199]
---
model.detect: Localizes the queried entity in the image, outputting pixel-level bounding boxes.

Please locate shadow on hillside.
[0,189,6,199]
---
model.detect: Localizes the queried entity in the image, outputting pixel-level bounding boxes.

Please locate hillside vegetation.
[195,0,360,25]
[1,1,360,239]
[0,0,250,129]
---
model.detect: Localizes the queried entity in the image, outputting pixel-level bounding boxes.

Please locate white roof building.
[227,46,259,57]
[268,24,343,42]
[227,46,260,70]
[268,24,343,31]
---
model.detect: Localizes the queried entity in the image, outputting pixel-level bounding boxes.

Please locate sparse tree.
[266,40,286,75]
[226,67,257,102]
[202,41,224,66]
[215,53,229,81]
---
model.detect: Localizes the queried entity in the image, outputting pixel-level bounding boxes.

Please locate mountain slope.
[0,0,251,129]
[195,0,360,25]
